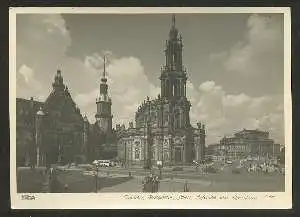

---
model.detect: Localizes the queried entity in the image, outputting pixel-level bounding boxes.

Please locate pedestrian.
[159,168,162,180]
[183,180,190,192]
[49,168,55,192]
[64,184,69,192]
[150,176,154,193]
[142,177,146,192]
[143,176,150,192]
[155,176,159,192]
[152,176,156,193]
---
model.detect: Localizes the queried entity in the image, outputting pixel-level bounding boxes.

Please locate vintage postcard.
[9,7,292,209]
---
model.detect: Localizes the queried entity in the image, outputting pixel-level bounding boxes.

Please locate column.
[165,49,168,65]
[196,145,200,162]
[170,80,173,97]
[165,80,168,97]
[179,79,182,96]
[125,141,127,165]
[36,147,40,167]
[172,147,175,164]
[182,146,186,164]
[162,80,165,96]
[35,127,40,167]
[162,138,164,164]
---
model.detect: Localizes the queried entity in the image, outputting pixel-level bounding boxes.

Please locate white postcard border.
[9,7,292,209]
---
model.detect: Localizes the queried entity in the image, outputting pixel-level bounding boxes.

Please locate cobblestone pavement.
[98,174,284,192]
[17,166,285,193]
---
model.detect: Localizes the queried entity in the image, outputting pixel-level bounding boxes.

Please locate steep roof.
[16,97,44,126]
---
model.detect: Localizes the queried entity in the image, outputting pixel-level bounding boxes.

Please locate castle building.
[86,56,117,160]
[116,15,206,166]
[16,69,88,167]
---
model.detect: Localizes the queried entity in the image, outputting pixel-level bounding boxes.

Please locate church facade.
[16,70,89,167]
[116,15,206,166]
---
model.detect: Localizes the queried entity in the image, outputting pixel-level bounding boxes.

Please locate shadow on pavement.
[17,168,134,193]
[17,168,45,193]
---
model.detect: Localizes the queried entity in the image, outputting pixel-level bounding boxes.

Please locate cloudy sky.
[16,12,285,144]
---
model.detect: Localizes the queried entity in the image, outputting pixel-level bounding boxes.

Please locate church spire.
[96,55,112,134]
[160,14,186,99]
[172,14,176,28]
[169,14,178,40]
[101,55,107,83]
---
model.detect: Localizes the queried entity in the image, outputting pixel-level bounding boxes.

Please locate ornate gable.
[44,70,83,125]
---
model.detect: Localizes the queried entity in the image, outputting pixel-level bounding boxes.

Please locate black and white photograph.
[9,7,292,209]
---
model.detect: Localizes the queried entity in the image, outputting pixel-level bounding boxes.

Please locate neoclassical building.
[16,70,89,167]
[219,129,281,161]
[116,15,206,166]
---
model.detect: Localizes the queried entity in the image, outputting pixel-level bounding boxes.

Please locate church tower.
[95,56,113,134]
[160,14,191,130]
[160,14,187,99]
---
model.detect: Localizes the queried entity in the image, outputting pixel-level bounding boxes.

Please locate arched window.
[135,146,140,159]
[134,141,140,159]
[164,150,169,161]
[174,110,180,129]
[172,85,175,96]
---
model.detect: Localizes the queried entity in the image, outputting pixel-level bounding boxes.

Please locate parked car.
[226,160,233,164]
[93,160,111,167]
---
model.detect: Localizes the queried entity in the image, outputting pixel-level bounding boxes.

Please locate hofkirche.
[16,14,206,167]
[115,15,206,166]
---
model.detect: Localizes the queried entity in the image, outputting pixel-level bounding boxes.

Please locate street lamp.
[36,107,45,168]
[144,96,152,172]
[159,94,164,168]
[157,160,162,179]
[93,160,100,192]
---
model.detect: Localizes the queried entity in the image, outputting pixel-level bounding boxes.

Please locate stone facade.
[16,70,88,167]
[219,129,281,160]
[116,15,206,166]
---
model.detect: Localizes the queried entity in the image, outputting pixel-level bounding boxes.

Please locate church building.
[116,15,206,166]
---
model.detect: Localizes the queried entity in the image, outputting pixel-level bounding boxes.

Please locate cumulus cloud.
[19,65,34,83]
[16,14,160,126]
[84,53,104,70]
[16,13,284,145]
[198,14,285,144]
[17,64,43,99]
[75,55,160,125]
[188,80,284,144]
[210,14,283,79]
